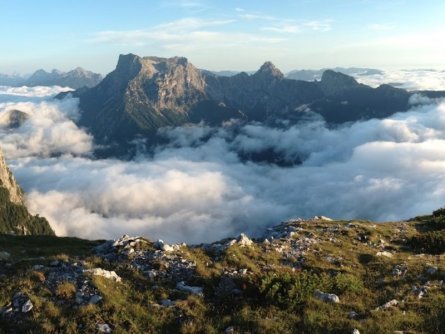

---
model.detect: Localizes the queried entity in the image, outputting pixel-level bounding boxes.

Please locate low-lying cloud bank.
[355,69,445,91]
[1,84,445,243]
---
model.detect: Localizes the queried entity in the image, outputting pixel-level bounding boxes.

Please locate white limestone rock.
[84,268,122,282]
[176,281,204,296]
[314,290,340,303]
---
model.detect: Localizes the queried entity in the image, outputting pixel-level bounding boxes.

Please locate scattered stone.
[0,251,11,260]
[314,290,340,303]
[50,260,60,267]
[32,264,45,270]
[313,215,333,221]
[176,281,204,296]
[161,299,174,307]
[426,266,437,276]
[392,264,407,277]
[154,239,180,252]
[113,235,140,248]
[97,323,112,333]
[348,311,359,319]
[21,299,33,313]
[84,268,122,282]
[225,326,235,334]
[89,295,103,304]
[236,233,253,247]
[412,284,429,299]
[376,251,393,258]
[376,299,398,310]
[352,329,360,334]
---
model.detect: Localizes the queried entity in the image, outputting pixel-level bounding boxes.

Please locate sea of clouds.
[1,70,445,244]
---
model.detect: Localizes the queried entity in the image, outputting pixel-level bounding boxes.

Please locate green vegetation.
[0,211,445,333]
[0,187,54,236]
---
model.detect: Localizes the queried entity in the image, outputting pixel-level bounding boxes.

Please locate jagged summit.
[254,61,284,79]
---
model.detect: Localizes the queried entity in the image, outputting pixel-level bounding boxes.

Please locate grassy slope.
[0,213,445,333]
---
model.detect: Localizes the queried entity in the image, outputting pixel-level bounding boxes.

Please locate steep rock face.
[0,150,24,205]
[0,148,54,235]
[75,54,242,143]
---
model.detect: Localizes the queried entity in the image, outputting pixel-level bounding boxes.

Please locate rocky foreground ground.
[1,212,445,334]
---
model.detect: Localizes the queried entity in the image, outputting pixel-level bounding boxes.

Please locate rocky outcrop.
[0,109,29,129]
[0,148,24,205]
[0,148,54,235]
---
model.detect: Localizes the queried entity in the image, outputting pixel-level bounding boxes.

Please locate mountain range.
[62,53,445,149]
[0,68,103,89]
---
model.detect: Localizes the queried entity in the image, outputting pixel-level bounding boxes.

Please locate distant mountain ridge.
[286,67,384,81]
[0,67,103,89]
[64,53,422,147]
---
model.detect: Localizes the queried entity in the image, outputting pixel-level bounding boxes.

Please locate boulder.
[237,233,253,247]
[21,299,33,313]
[376,251,393,258]
[314,290,340,303]
[313,215,333,221]
[426,266,437,276]
[225,326,235,334]
[0,251,11,260]
[84,268,122,282]
[97,323,112,333]
[176,281,204,296]
[89,295,103,304]
[376,299,398,310]
[392,264,407,277]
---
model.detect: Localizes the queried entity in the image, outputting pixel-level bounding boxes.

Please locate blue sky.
[1,0,444,74]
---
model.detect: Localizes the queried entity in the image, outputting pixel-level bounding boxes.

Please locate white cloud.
[354,69,445,91]
[91,17,288,51]
[3,74,445,244]
[262,20,332,34]
[0,86,93,158]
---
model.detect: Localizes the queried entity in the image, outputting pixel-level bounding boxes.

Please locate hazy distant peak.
[321,69,358,84]
[255,61,284,79]
[320,69,360,95]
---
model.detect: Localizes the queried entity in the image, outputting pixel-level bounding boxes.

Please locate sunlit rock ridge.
[64,53,445,147]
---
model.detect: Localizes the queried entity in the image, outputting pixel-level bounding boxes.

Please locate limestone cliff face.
[0,148,54,235]
[75,54,241,143]
[0,149,23,205]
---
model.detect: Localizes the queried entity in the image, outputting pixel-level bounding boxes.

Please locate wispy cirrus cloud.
[236,9,332,33]
[91,17,286,51]
[262,20,332,34]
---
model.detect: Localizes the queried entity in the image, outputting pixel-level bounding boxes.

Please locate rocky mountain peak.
[320,69,360,95]
[254,61,284,79]
[115,53,143,79]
